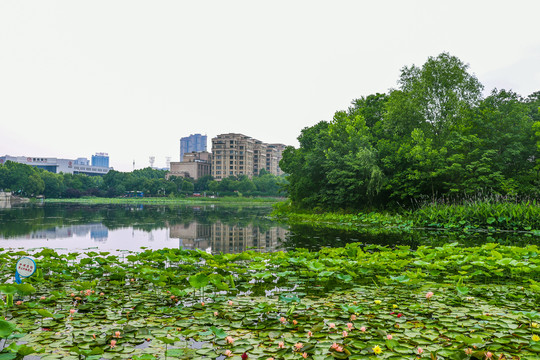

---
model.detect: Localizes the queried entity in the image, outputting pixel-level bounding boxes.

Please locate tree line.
[280,53,540,210]
[0,161,287,198]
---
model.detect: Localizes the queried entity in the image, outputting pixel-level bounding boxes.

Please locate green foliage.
[1,243,540,358]
[280,52,539,210]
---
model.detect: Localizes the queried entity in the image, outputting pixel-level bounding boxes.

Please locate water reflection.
[1,203,536,253]
[0,203,289,253]
[169,221,288,253]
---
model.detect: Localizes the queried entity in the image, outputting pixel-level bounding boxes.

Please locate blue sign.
[15,257,37,284]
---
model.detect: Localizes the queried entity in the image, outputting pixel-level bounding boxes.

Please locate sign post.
[15,257,37,284]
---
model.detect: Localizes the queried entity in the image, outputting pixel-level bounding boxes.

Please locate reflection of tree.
[279,224,539,251]
[0,203,280,238]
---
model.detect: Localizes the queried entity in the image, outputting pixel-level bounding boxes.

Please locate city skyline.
[1,1,540,172]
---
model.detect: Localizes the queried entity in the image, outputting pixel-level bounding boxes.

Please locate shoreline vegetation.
[42,196,285,206]
[272,199,540,235]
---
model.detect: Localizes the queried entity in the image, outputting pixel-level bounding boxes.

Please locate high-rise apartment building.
[266,143,287,176]
[180,134,207,161]
[211,133,254,180]
[211,133,286,180]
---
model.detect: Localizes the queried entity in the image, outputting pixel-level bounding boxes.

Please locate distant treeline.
[280,53,540,210]
[0,162,287,198]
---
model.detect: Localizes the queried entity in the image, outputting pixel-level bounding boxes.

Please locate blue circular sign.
[16,257,37,278]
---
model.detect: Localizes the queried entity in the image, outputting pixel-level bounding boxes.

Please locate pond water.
[0,203,536,253]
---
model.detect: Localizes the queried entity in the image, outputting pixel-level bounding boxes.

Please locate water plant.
[1,243,539,358]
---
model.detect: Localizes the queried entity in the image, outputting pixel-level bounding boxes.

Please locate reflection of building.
[0,154,112,176]
[168,220,287,254]
[29,223,109,241]
[211,133,286,180]
[167,151,212,180]
[180,134,207,161]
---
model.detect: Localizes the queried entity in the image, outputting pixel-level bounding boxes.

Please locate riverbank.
[44,196,285,206]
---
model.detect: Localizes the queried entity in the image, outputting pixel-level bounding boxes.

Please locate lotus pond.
[1,242,540,360]
[1,203,540,359]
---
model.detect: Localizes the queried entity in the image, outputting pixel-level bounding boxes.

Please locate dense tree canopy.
[280,53,540,210]
[0,162,286,198]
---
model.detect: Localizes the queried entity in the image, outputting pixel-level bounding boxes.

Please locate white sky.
[1,1,539,172]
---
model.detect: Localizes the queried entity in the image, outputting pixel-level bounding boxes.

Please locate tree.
[386,52,483,141]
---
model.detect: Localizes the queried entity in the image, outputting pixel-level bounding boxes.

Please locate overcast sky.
[1,1,539,172]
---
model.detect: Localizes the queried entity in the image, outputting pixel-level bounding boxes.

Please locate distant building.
[91,152,109,167]
[211,133,286,180]
[167,151,212,180]
[266,143,287,176]
[180,134,207,161]
[211,133,255,180]
[0,154,112,176]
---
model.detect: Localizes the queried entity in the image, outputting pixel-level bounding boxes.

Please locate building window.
[230,156,233,159]
[230,161,233,165]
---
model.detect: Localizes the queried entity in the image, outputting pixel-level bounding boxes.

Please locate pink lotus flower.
[15,301,22,306]
[110,340,116,348]
[214,311,219,316]
[397,313,403,318]
[386,334,392,340]
[280,317,286,324]
[70,309,76,314]
[417,347,423,354]
[342,331,348,337]
[228,300,234,306]
[293,320,298,325]
[360,326,366,332]
[278,341,285,349]
[346,322,353,330]
[350,314,357,321]
[331,343,339,350]
[328,323,336,329]
[224,349,232,357]
[113,331,121,338]
[294,342,303,351]
[465,348,473,355]
[99,292,104,296]
[266,358,274,360]
[307,331,312,338]
[302,352,308,358]
[425,291,434,299]
[201,301,205,306]
[40,296,46,300]
[485,351,493,359]
[225,336,234,344]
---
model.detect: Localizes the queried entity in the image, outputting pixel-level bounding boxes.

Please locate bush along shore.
[272,200,540,235]
[1,244,540,359]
